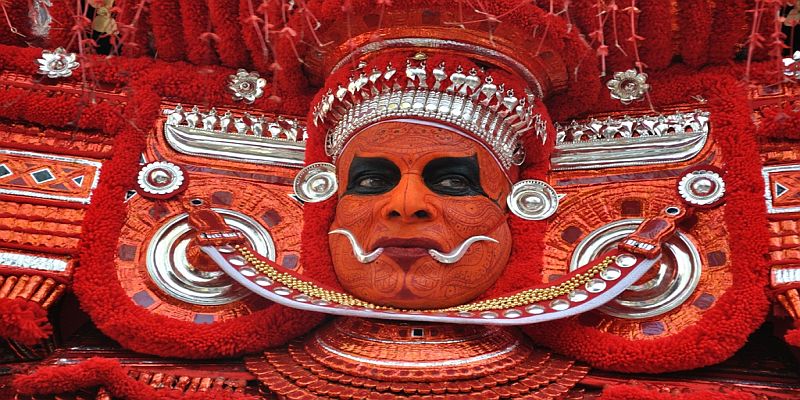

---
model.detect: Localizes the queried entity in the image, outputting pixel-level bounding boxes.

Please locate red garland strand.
[0,298,52,346]
[63,59,322,358]
[706,0,749,64]
[177,0,220,65]
[636,0,674,70]
[42,0,74,49]
[599,384,757,400]
[526,68,771,373]
[13,357,260,400]
[678,0,713,68]
[238,0,281,72]
[208,0,252,69]
[149,0,188,62]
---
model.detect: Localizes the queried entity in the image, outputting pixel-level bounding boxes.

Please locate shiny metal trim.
[570,219,702,319]
[206,245,661,326]
[330,37,544,97]
[163,123,306,168]
[0,251,67,272]
[552,111,710,171]
[146,209,276,306]
[552,132,707,171]
[428,235,498,264]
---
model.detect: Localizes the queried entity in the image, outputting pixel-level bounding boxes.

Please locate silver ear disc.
[507,179,559,220]
[294,162,338,203]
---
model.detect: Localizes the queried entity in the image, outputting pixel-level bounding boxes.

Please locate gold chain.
[236,245,617,313]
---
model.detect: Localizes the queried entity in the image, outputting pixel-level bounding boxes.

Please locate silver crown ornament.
[312,58,547,171]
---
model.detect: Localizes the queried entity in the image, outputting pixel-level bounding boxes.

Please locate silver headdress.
[311,58,548,170]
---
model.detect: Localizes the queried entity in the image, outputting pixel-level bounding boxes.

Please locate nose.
[382,173,436,223]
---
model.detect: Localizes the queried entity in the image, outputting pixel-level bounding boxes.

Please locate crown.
[312,56,547,170]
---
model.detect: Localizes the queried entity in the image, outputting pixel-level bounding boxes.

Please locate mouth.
[372,238,443,262]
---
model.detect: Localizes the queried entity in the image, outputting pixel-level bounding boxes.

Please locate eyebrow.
[422,155,488,197]
[344,156,401,194]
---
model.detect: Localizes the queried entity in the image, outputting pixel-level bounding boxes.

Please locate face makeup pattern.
[328,120,513,309]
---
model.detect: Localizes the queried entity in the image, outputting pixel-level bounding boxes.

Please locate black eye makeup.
[345,157,401,195]
[422,156,486,197]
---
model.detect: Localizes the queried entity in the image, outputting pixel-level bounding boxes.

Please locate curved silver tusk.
[328,229,384,263]
[428,235,498,264]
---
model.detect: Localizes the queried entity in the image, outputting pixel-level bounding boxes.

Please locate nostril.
[414,210,430,219]
[388,210,401,218]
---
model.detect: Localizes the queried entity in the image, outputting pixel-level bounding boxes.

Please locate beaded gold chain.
[236,245,617,313]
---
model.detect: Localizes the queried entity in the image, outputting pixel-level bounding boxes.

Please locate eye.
[433,176,469,190]
[357,176,389,189]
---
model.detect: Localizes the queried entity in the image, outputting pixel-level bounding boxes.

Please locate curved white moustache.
[328,229,498,264]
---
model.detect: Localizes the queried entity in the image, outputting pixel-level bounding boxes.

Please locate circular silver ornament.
[570,219,702,319]
[137,161,186,198]
[507,179,559,220]
[37,47,79,78]
[677,170,726,206]
[293,162,338,203]
[228,69,267,104]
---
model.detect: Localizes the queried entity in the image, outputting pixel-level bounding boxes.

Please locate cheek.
[332,195,384,233]
[439,197,507,238]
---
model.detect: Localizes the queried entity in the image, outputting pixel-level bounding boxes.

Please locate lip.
[372,237,443,252]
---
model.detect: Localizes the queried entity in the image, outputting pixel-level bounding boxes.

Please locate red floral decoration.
[13,357,259,400]
[525,67,771,373]
[208,0,251,68]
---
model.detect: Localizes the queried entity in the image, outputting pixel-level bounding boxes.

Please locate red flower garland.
[13,357,259,400]
[525,67,771,373]
[705,0,749,64]
[678,0,713,68]
[177,0,220,65]
[599,384,757,400]
[149,0,188,62]
[208,0,251,68]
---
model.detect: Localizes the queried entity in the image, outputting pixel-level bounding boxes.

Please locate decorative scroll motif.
[313,59,546,169]
[551,110,710,171]
[162,105,307,167]
[0,148,102,204]
[763,164,800,214]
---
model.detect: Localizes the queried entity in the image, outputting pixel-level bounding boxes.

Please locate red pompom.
[0,298,52,346]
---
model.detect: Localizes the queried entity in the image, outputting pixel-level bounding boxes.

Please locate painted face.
[329,120,513,309]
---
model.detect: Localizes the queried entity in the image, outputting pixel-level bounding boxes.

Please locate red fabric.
[526,68,771,373]
[0,298,52,346]
[785,324,800,347]
[0,0,30,46]
[13,357,259,400]
[600,384,756,400]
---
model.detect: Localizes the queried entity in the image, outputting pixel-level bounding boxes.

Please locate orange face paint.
[329,120,513,309]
